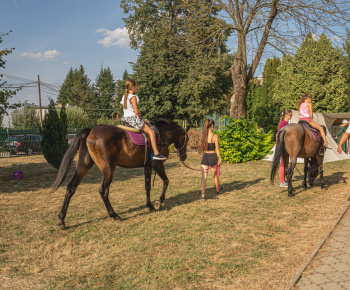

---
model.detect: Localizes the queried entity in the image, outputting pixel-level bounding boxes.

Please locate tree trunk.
[230,36,248,118]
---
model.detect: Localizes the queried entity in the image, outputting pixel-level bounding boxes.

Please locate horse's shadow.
[279,171,347,196]
[120,178,265,217]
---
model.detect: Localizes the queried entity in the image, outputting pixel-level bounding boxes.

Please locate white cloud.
[21,49,61,62]
[96,27,130,48]
[63,61,68,64]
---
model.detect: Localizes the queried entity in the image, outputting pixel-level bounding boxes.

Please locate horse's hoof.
[57,222,66,230]
[288,193,295,198]
[154,200,162,211]
[321,185,328,190]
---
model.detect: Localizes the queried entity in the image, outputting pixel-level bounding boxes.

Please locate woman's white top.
[120,93,139,117]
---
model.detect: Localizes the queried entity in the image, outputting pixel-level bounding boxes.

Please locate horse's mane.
[153,119,181,130]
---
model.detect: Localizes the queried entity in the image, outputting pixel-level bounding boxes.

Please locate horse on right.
[270,122,326,197]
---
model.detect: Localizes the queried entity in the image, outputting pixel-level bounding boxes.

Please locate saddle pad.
[304,126,321,143]
[126,130,161,146]
[117,124,140,133]
[127,131,146,145]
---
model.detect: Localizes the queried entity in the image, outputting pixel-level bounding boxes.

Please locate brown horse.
[270,123,326,197]
[51,120,189,229]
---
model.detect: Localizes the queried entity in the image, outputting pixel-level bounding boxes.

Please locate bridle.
[174,128,188,160]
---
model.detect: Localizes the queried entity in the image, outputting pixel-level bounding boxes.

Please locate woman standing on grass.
[336,119,348,154]
[276,110,292,187]
[200,119,223,201]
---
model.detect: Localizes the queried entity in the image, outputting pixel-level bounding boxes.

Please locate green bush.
[218,116,274,163]
[41,100,68,169]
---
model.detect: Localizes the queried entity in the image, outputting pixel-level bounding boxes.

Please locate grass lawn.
[0,153,350,289]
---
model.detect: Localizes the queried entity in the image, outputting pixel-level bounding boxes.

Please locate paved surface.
[294,210,350,289]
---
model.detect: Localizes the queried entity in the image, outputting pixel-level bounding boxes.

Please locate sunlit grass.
[1,154,349,289]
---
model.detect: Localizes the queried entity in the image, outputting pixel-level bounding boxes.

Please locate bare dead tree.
[216,0,350,117]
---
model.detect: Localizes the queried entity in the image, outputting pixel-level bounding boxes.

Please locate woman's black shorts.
[201,153,218,167]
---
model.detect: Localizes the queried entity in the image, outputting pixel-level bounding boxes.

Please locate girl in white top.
[120,79,167,160]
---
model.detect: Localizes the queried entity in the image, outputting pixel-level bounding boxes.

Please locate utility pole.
[38,75,43,129]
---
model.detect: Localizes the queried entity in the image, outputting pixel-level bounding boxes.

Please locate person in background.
[200,119,223,201]
[337,124,350,155]
[276,110,293,187]
[336,119,348,154]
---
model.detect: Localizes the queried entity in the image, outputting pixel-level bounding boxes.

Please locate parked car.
[3,134,42,155]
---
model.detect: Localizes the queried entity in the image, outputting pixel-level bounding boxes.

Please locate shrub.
[218,116,274,163]
[41,100,68,169]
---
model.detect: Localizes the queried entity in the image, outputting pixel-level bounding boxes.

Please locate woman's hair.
[298,93,313,108]
[123,79,137,109]
[280,110,293,122]
[200,119,215,151]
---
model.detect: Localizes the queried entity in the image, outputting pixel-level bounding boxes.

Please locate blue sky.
[1,0,138,111]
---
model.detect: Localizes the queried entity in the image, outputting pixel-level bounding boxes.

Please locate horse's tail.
[270,129,286,183]
[50,128,91,193]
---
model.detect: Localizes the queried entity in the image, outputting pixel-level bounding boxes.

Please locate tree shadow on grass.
[0,160,181,194]
[119,178,265,218]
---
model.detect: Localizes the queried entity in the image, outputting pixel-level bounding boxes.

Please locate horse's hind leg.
[144,166,155,211]
[152,162,169,210]
[99,168,122,221]
[316,154,326,189]
[58,151,94,229]
[287,157,297,197]
[303,158,309,190]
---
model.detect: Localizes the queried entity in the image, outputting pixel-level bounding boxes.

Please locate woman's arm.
[307,103,313,119]
[130,97,142,119]
[214,134,221,165]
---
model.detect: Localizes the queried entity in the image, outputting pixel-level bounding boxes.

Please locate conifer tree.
[247,57,281,128]
[41,100,68,169]
[57,68,74,104]
[273,33,350,113]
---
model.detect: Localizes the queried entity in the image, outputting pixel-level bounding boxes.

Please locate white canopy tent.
[264,110,350,163]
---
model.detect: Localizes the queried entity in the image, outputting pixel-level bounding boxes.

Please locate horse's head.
[173,125,190,162]
[154,120,189,162]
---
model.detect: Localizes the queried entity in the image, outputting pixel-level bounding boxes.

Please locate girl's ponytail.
[200,119,215,151]
[123,79,137,109]
[298,94,307,108]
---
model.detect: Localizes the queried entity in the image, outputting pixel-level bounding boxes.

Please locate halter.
[174,128,188,159]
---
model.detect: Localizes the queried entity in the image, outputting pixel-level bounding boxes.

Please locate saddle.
[117,121,161,164]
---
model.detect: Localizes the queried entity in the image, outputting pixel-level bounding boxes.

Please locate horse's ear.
[186,125,191,132]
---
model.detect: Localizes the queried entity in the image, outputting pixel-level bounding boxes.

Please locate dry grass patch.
[0,153,350,289]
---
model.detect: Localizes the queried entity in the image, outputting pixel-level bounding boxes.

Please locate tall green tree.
[122,0,232,121]
[85,66,116,120]
[247,57,282,127]
[11,104,40,129]
[273,33,350,113]
[58,65,92,106]
[41,100,68,169]
[0,31,20,123]
[57,68,74,104]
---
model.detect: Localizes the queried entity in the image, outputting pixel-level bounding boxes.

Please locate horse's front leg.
[152,161,169,210]
[144,166,155,211]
